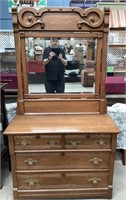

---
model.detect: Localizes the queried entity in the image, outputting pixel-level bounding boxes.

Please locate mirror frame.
[12,6,110,114]
[21,33,99,97]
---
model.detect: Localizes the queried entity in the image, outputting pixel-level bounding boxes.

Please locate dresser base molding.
[14,188,112,199]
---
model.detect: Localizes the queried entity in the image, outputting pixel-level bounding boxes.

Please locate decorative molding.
[77,8,104,29]
[19,8,45,28]
[11,7,109,30]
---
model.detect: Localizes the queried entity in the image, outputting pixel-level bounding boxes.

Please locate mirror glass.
[25,37,97,94]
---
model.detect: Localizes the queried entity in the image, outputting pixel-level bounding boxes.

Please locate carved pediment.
[12,7,109,32]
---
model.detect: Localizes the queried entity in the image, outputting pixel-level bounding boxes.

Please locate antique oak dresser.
[4,4,120,200]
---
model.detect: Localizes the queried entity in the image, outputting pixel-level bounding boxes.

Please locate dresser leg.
[108,187,112,199]
[8,150,11,171]
[122,149,126,165]
[13,191,18,200]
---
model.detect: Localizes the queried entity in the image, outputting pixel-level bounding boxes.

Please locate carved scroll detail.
[17,7,104,29]
[18,8,45,28]
[77,8,104,29]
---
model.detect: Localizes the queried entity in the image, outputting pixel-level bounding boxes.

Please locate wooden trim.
[20,36,29,95]
[24,99,101,114]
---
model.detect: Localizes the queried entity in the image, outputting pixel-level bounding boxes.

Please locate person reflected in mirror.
[43,38,67,93]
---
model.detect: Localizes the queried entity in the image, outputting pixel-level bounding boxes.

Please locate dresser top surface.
[4,114,120,135]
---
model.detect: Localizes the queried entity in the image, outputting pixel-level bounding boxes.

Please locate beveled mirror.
[21,35,98,95]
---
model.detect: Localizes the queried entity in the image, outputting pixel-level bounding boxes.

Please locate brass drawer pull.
[66,140,81,146]
[24,158,37,166]
[96,138,106,146]
[89,177,102,185]
[16,140,31,147]
[25,179,38,186]
[47,140,59,146]
[89,158,103,165]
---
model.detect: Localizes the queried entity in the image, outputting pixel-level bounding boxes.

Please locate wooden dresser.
[4,5,120,200]
[5,115,119,199]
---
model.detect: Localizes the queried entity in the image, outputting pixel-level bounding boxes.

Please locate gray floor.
[0,151,126,200]
[28,82,94,93]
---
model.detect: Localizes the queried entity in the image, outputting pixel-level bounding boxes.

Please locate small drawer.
[17,171,109,190]
[16,151,110,170]
[14,135,62,150]
[65,134,111,149]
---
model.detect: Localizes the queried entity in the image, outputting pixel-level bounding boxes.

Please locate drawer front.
[17,171,109,190]
[65,134,111,149]
[14,135,62,150]
[17,189,109,199]
[14,134,111,150]
[16,152,110,170]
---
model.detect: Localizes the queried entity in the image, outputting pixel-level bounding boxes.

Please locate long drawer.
[17,171,109,190]
[16,189,110,200]
[14,134,111,150]
[16,151,110,170]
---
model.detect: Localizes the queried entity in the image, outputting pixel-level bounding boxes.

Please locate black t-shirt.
[43,47,66,81]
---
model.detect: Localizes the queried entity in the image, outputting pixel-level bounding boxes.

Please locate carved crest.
[12,7,109,31]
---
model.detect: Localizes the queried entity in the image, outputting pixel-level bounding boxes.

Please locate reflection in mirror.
[25,37,97,94]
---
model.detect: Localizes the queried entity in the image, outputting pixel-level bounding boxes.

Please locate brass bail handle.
[24,158,37,166]
[89,177,102,185]
[96,138,106,146]
[25,179,38,186]
[66,140,81,146]
[89,158,103,165]
[17,140,31,147]
[47,139,59,146]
